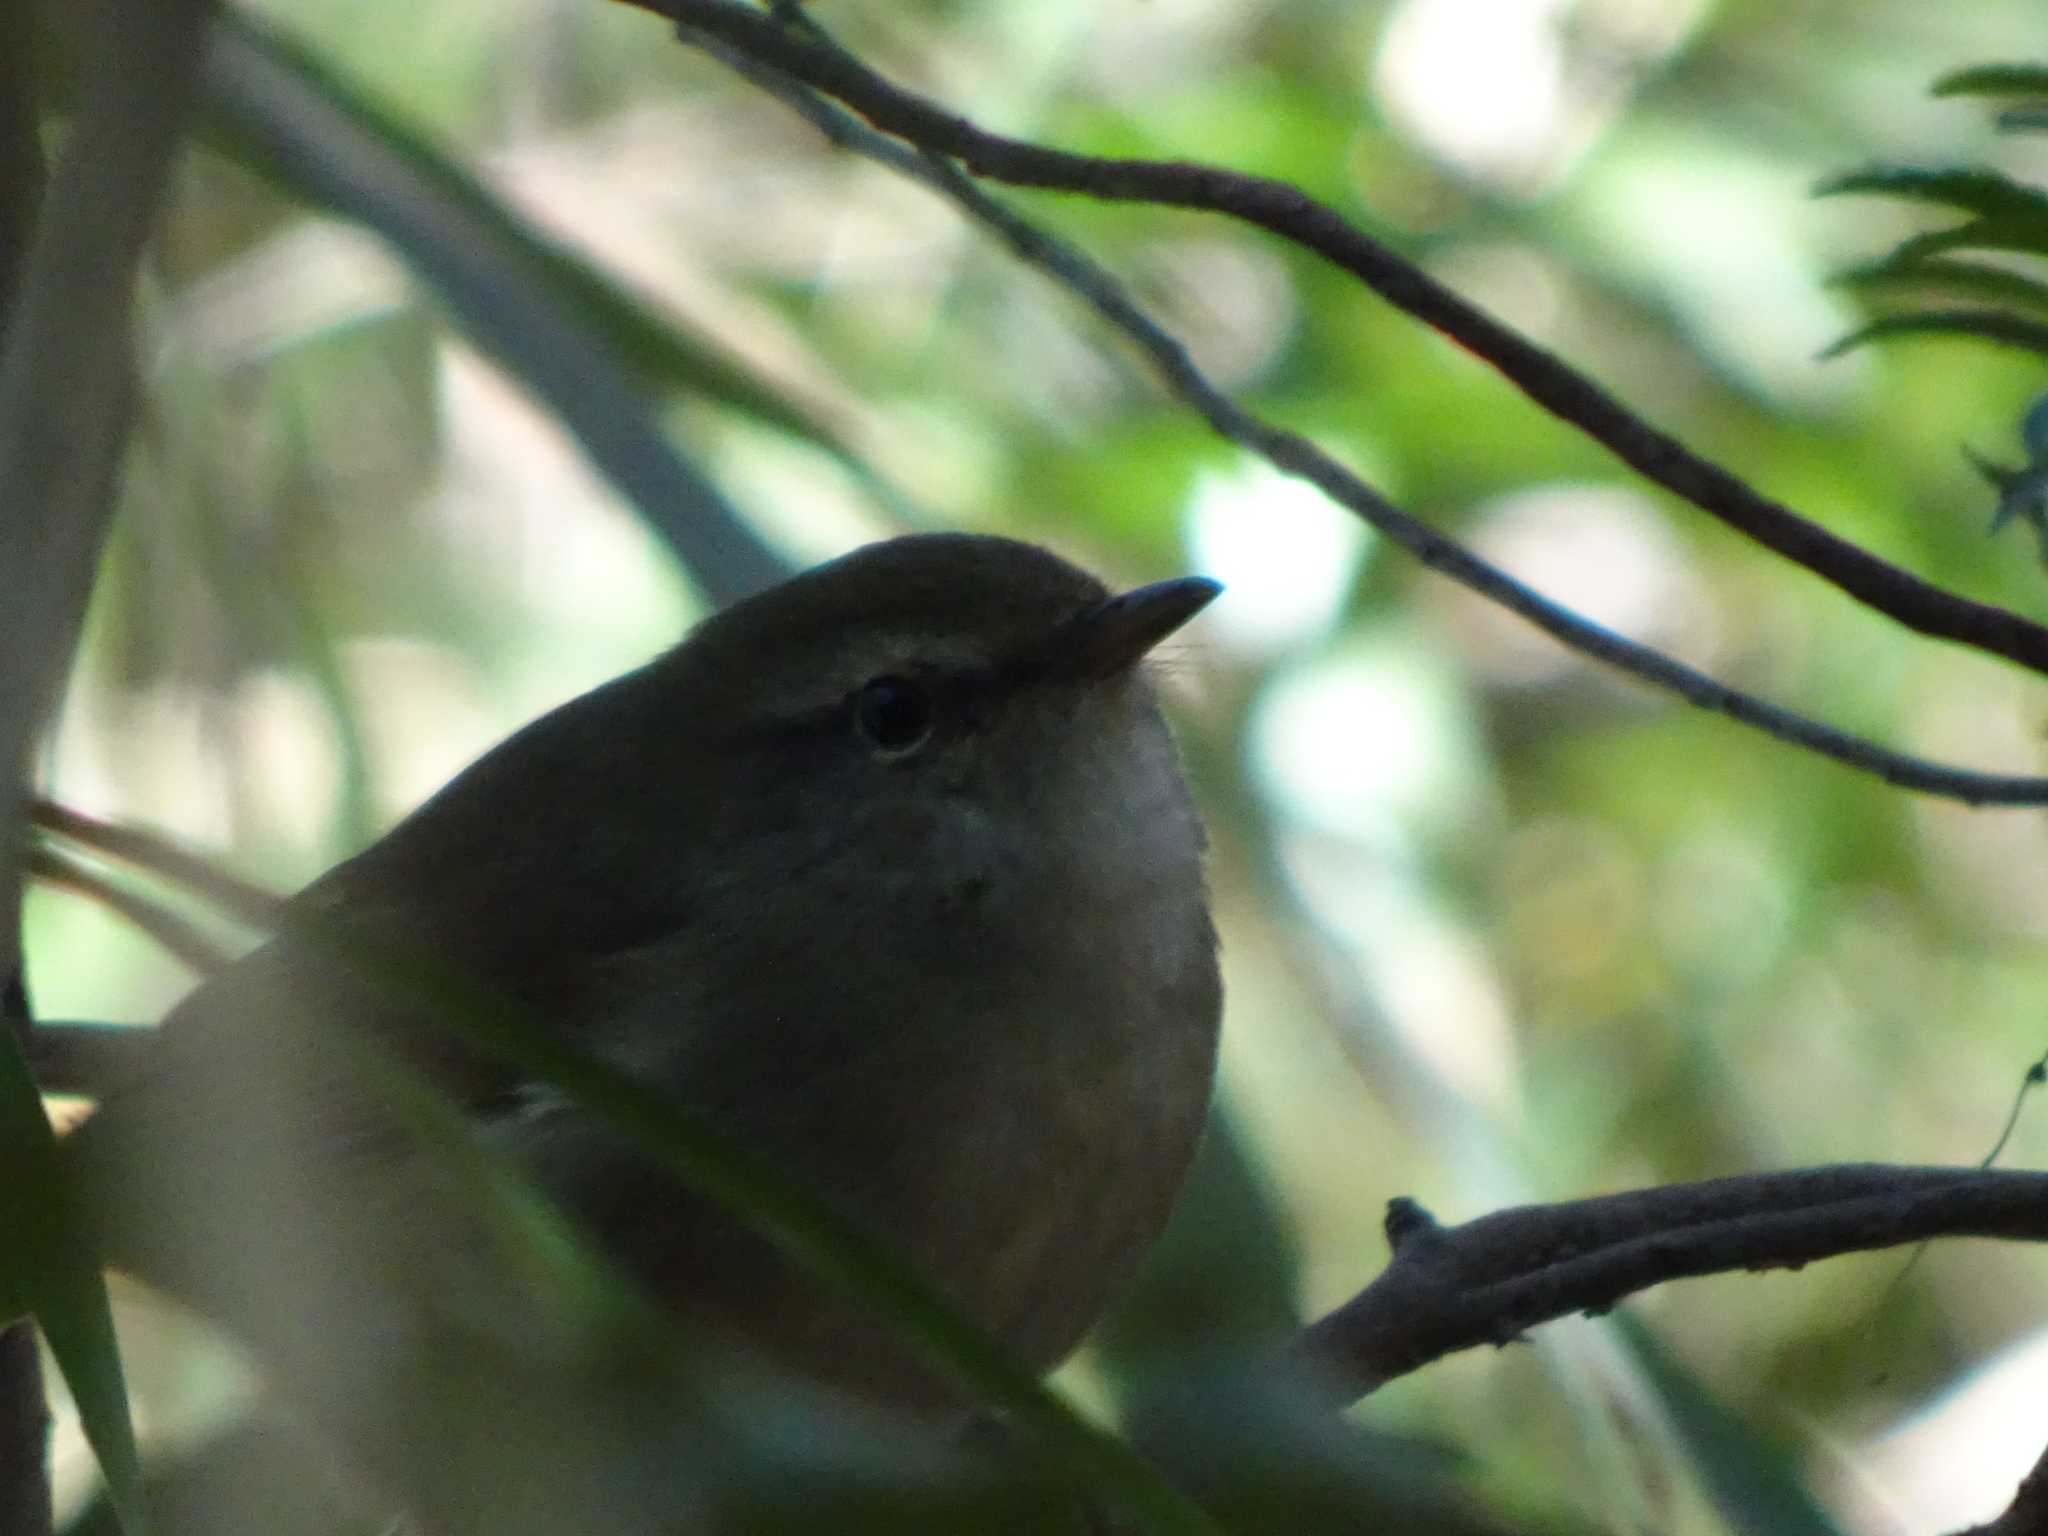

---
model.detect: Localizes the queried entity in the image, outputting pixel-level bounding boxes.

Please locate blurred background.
[24,0,2048,1529]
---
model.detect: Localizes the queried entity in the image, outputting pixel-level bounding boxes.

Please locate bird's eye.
[853,675,933,753]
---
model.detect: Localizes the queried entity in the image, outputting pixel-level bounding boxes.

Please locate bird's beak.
[1042,575,1222,680]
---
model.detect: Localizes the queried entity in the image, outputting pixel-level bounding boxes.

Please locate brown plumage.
[78,532,1222,1426]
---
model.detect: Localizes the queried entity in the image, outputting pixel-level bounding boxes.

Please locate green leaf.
[0,1027,146,1534]
[1933,63,2048,100]
[197,8,793,607]
[1881,221,2048,265]
[194,12,928,550]
[1822,308,2048,358]
[1832,254,2048,316]
[1613,1312,1842,1536]
[1815,166,2048,241]
[208,12,817,436]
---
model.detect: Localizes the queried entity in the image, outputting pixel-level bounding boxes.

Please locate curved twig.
[673,18,2048,805]
[29,800,284,930]
[24,846,237,979]
[646,0,2048,686]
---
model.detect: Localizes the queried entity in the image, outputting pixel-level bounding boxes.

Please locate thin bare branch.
[30,801,284,931]
[672,18,2048,806]
[1286,1165,2048,1403]
[25,846,237,979]
[646,0,2048,688]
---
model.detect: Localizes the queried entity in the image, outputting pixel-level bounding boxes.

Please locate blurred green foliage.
[19,0,2048,1531]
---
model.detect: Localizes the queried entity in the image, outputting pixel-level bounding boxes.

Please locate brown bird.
[69,533,1223,1460]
